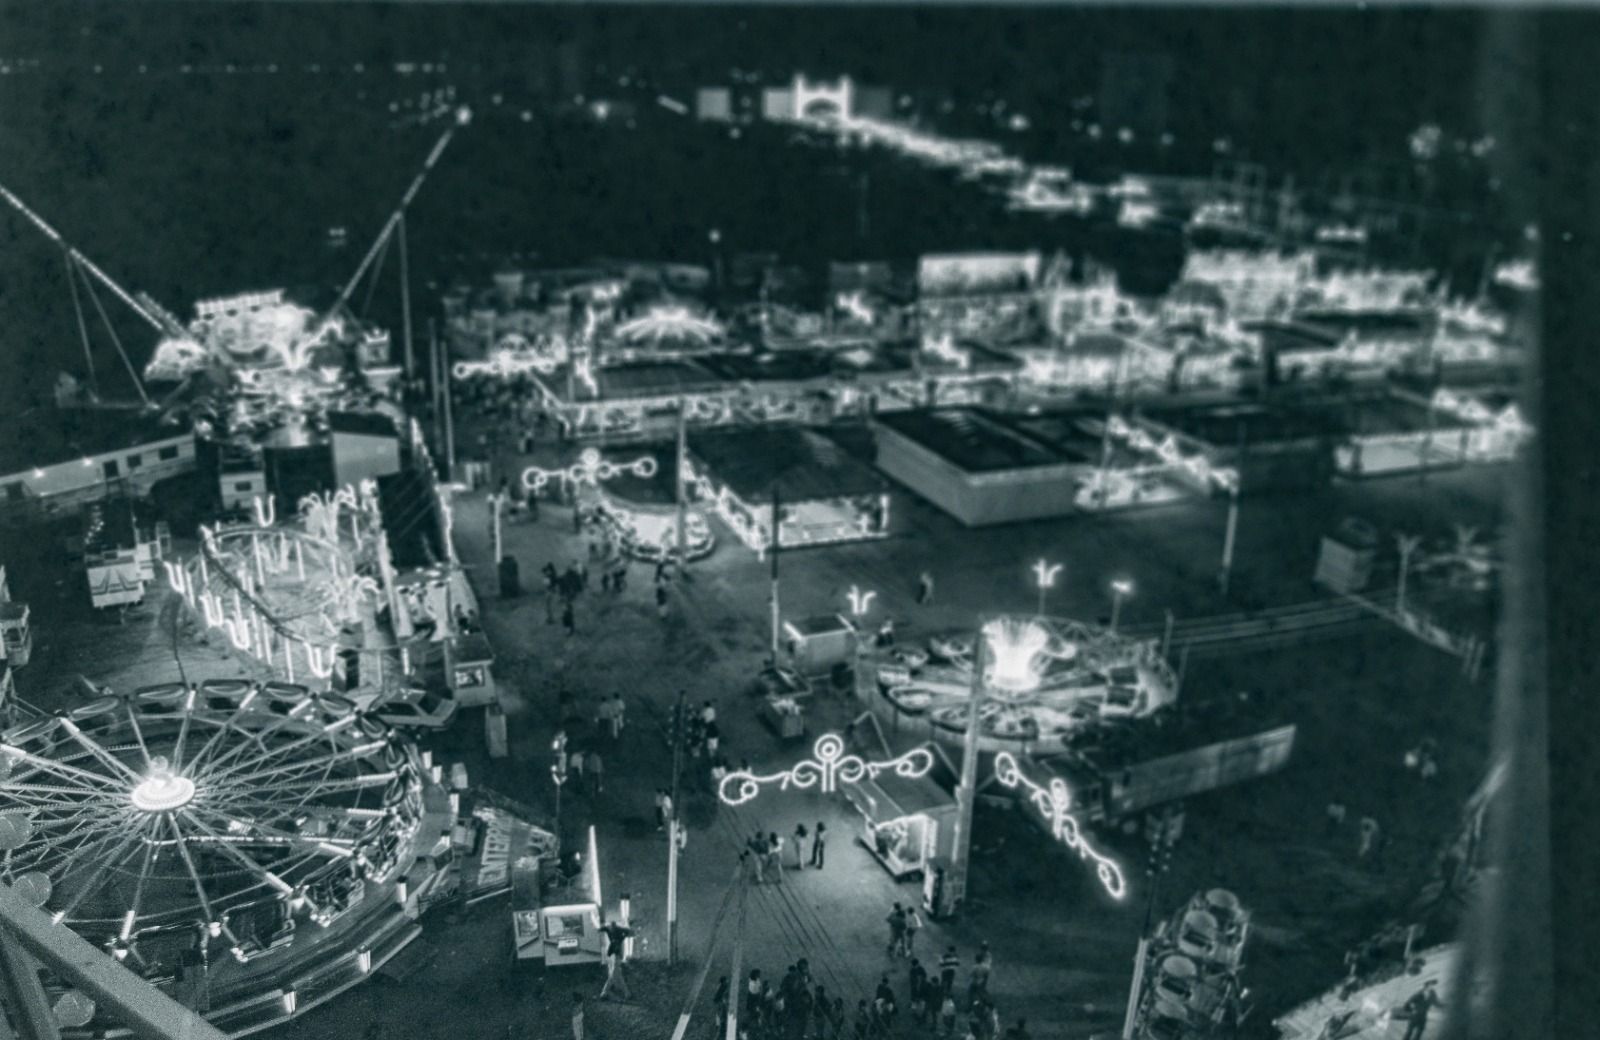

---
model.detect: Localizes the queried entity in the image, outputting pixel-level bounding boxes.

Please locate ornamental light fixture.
[994,752,1126,899]
[718,733,934,806]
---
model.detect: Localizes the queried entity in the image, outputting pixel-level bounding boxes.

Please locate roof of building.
[876,408,1071,472]
[0,407,190,479]
[1138,400,1352,445]
[327,411,400,438]
[689,426,886,502]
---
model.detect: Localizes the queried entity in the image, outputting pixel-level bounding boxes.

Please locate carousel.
[868,615,1177,748]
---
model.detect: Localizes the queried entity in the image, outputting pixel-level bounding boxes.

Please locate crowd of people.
[708,936,1030,1040]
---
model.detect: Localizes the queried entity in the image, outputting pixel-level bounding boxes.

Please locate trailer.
[1033,719,1297,824]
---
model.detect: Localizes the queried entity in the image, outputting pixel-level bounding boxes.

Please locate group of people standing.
[741,823,827,883]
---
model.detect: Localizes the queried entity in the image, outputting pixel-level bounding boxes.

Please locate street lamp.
[1109,578,1134,634]
[1032,560,1062,617]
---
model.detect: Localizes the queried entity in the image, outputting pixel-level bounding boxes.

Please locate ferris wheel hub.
[129,771,196,813]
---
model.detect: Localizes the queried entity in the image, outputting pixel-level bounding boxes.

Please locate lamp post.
[1109,578,1134,634]
[1032,560,1062,617]
[1218,481,1240,596]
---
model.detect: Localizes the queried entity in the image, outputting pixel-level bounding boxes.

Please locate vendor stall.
[528,825,606,967]
[842,767,958,880]
[761,693,811,742]
[783,614,858,674]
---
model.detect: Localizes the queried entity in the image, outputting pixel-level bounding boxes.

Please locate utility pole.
[435,319,456,475]
[668,689,686,965]
[1219,484,1240,596]
[399,213,415,382]
[725,884,746,1040]
[1122,808,1178,1039]
[948,631,988,914]
[675,398,689,570]
[769,485,782,660]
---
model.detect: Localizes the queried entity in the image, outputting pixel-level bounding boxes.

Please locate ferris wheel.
[0,680,422,967]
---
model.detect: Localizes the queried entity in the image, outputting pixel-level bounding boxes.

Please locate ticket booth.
[446,633,497,708]
[842,769,958,880]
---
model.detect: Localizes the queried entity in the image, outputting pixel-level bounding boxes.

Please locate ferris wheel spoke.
[192,703,319,777]
[169,688,199,772]
[122,705,154,770]
[187,804,357,858]
[1,746,118,791]
[19,813,145,879]
[49,821,154,922]
[200,715,361,784]
[166,815,219,923]
[212,740,386,788]
[234,773,396,798]
[182,693,269,774]
[176,811,293,895]
[58,720,144,785]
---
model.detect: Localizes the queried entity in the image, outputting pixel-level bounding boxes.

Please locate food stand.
[842,768,958,880]
[761,694,809,741]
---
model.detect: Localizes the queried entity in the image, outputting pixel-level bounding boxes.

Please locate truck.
[1027,709,1297,825]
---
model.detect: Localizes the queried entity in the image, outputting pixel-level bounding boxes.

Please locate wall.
[873,422,1083,526]
[332,432,402,490]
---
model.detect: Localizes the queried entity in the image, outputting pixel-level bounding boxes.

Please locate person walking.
[562,600,576,637]
[587,750,604,795]
[938,946,960,999]
[612,693,626,737]
[656,582,670,621]
[701,699,717,726]
[1358,815,1381,860]
[810,821,827,868]
[1325,801,1347,834]
[916,571,934,605]
[903,904,923,958]
[938,992,958,1038]
[569,748,586,786]
[886,903,907,959]
[748,832,768,884]
[767,831,785,883]
[543,562,559,623]
[571,993,586,1040]
[599,920,633,1001]
[1399,980,1443,1040]
[792,824,809,869]
[969,942,992,1003]
[713,976,731,1039]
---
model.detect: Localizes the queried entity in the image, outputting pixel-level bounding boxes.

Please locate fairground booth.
[684,426,890,551]
[842,760,959,881]
[1328,387,1531,478]
[573,444,717,563]
[1128,399,1349,494]
[874,408,1210,526]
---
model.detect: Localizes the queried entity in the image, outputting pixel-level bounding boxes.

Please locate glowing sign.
[994,751,1126,899]
[717,733,934,806]
[522,447,657,493]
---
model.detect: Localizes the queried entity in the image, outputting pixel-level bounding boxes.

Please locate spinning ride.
[873,615,1176,746]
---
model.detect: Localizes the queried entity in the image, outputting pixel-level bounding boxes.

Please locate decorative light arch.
[994,751,1126,899]
[717,733,933,806]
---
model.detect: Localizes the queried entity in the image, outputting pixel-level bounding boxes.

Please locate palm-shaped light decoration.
[994,751,1126,899]
[983,617,1051,693]
[299,488,356,544]
[846,585,877,617]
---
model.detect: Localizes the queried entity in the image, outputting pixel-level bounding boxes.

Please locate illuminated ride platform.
[863,615,1177,750]
[0,682,453,1038]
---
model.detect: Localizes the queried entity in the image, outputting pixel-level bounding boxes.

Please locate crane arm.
[0,180,181,339]
[314,108,472,340]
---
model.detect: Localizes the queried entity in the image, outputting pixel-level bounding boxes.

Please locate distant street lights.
[1032,559,1062,617]
[1109,578,1134,634]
